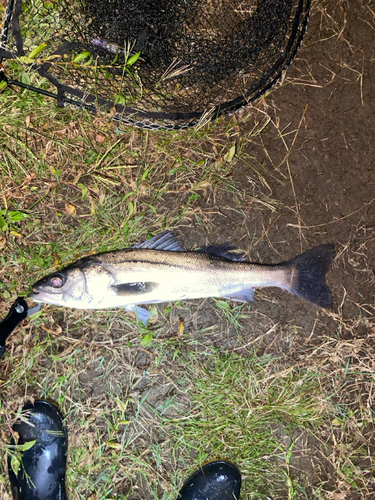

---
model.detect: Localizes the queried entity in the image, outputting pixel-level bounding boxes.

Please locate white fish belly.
[88,264,288,308]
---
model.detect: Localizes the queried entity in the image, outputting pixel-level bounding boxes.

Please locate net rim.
[1,0,311,130]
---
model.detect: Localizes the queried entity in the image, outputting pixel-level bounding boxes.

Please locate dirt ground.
[230,0,375,494]
[172,0,375,495]
[175,0,374,348]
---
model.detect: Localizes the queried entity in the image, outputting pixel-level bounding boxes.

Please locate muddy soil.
[253,0,375,339]
[229,0,375,494]
[173,0,374,350]
[166,1,375,495]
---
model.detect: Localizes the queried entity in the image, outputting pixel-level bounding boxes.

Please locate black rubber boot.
[177,460,241,500]
[8,400,68,500]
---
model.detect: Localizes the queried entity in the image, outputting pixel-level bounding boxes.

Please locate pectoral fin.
[222,288,255,303]
[111,282,159,295]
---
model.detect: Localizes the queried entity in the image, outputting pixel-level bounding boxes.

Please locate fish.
[29,231,336,324]
[91,38,147,64]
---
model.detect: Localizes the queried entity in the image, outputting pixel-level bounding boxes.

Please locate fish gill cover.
[1,0,310,128]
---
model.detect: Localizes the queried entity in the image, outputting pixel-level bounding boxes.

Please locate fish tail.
[286,244,335,308]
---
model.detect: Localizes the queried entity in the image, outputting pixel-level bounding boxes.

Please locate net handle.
[0,0,15,64]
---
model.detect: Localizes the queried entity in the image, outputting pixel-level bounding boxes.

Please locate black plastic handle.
[0,297,28,358]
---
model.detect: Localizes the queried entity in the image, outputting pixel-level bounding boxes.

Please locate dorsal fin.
[196,244,246,261]
[132,231,185,251]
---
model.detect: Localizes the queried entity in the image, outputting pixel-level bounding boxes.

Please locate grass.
[164,348,326,499]
[0,329,329,500]
[2,317,374,499]
[1,3,375,498]
[0,72,250,298]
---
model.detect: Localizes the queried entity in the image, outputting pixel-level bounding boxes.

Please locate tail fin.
[287,244,335,308]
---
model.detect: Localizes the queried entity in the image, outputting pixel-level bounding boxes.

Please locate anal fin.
[125,305,151,325]
[222,288,255,303]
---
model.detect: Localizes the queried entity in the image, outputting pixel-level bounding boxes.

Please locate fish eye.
[48,273,65,288]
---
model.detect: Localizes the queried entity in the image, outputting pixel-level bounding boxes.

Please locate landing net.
[0,0,311,129]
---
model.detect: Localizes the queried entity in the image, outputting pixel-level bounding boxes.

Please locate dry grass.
[1,1,375,499]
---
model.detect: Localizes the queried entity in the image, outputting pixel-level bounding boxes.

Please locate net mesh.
[1,0,311,128]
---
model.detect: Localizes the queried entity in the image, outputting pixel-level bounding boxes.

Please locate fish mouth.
[28,289,63,304]
[28,290,43,301]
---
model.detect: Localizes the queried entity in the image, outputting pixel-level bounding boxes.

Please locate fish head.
[29,266,87,307]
